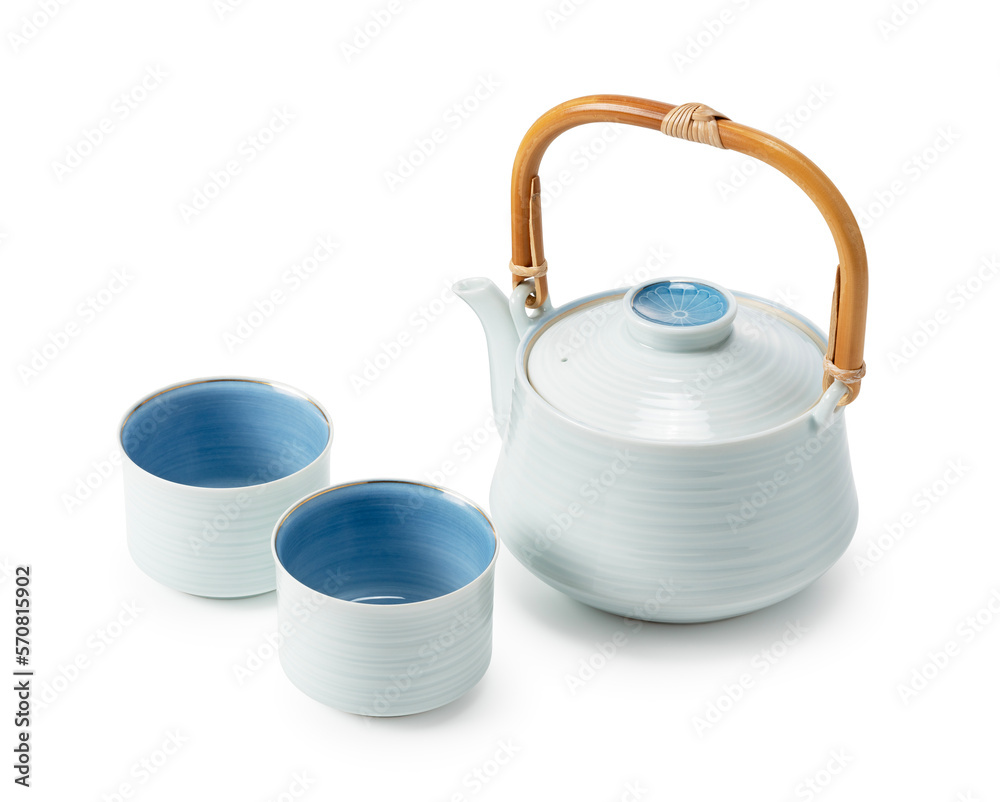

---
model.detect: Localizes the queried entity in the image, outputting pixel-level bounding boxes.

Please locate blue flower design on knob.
[630,281,729,327]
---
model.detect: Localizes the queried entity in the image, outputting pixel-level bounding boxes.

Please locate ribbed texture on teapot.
[524,287,827,442]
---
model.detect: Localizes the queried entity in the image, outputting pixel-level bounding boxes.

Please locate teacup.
[272,480,498,716]
[120,377,332,597]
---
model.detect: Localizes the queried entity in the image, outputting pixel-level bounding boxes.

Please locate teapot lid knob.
[623,278,738,351]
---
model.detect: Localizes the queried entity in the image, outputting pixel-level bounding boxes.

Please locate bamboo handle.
[509,95,868,404]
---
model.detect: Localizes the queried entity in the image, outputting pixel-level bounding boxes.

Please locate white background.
[3,0,998,799]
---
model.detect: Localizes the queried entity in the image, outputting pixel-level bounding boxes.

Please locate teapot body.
[490,290,858,623]
[464,93,870,622]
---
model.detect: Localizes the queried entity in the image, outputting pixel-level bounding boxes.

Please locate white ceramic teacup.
[272,480,498,716]
[120,377,332,598]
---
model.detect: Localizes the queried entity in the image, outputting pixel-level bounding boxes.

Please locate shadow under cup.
[120,378,332,598]
[273,481,498,716]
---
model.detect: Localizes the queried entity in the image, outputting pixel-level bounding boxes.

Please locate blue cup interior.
[275,482,496,604]
[121,380,329,488]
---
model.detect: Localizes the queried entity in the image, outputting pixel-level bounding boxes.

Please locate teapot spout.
[453,277,520,432]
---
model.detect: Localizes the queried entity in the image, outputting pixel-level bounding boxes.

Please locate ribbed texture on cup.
[275,564,494,716]
[124,452,330,597]
[491,373,858,622]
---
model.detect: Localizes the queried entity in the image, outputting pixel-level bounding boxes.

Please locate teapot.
[454,96,868,622]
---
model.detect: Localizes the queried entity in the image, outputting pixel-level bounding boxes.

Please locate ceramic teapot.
[454,96,868,622]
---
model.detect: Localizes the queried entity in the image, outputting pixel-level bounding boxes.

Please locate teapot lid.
[524,277,828,442]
